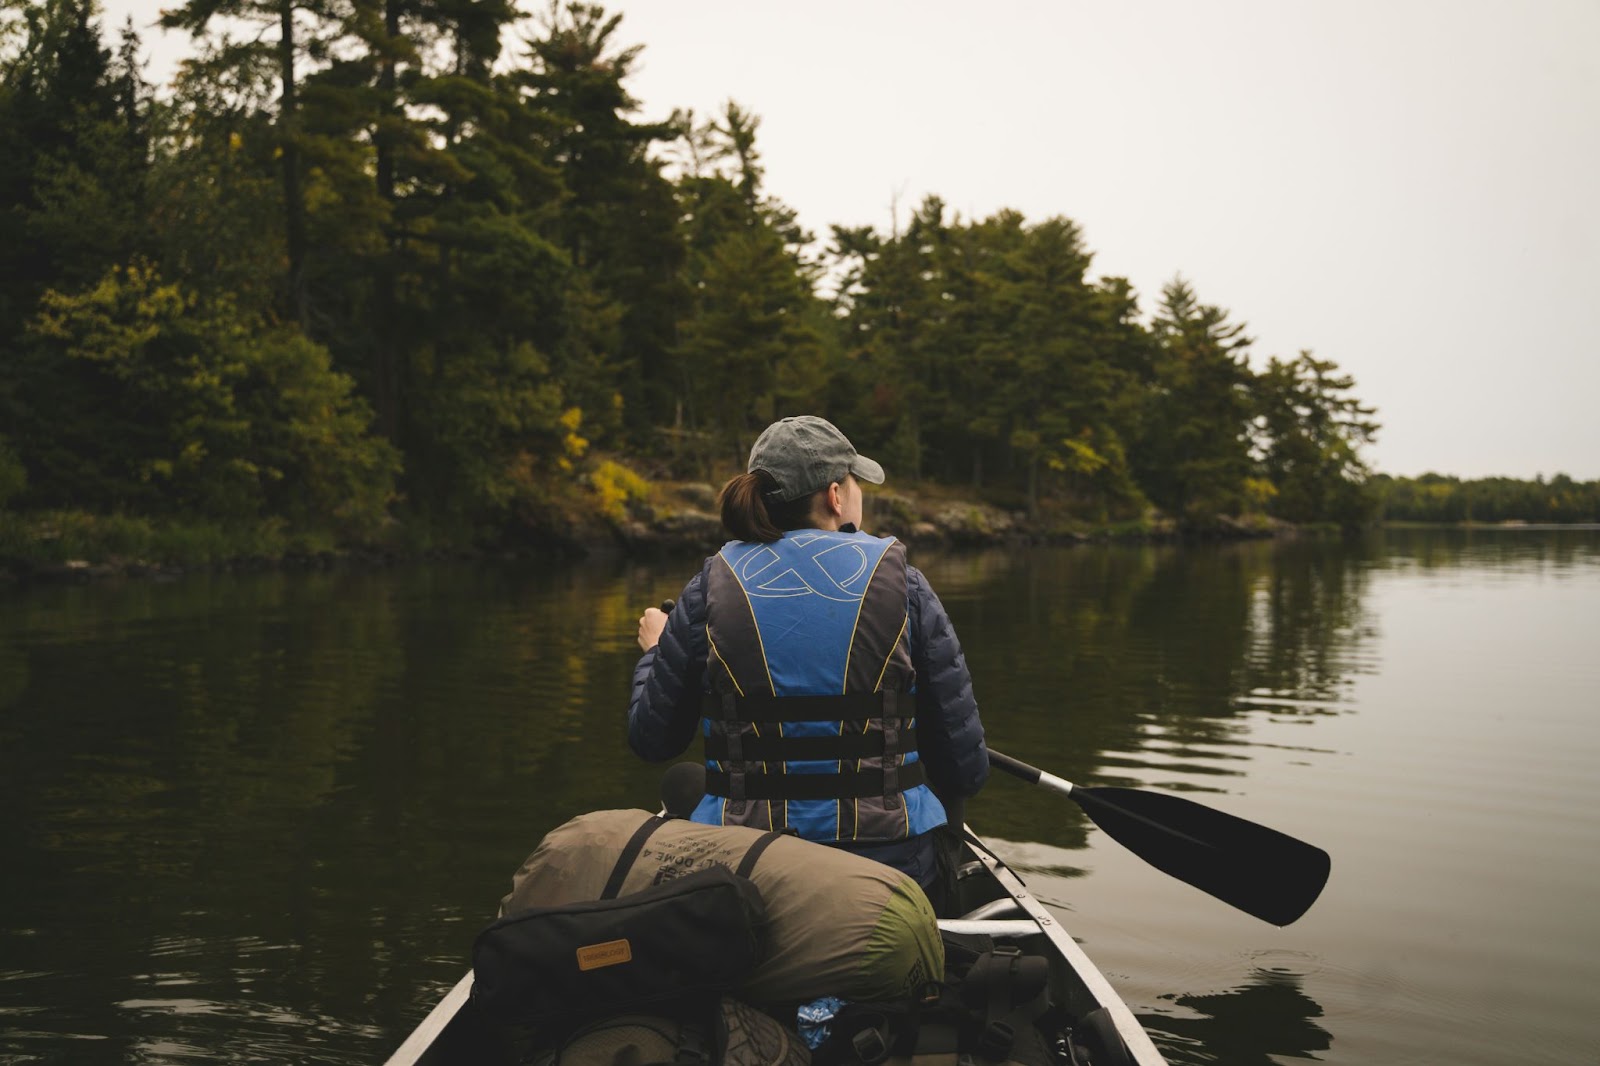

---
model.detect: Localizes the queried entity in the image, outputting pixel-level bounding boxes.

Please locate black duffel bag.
[472,840,769,1027]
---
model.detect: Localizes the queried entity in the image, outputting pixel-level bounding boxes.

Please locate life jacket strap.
[723,728,747,811]
[704,690,908,722]
[705,762,925,801]
[881,720,902,810]
[704,727,919,762]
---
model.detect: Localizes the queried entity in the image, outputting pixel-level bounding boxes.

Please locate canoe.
[382,827,1167,1066]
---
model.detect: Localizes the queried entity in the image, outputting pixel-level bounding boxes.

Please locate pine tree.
[515,2,683,444]
[0,0,156,508]
[160,0,341,328]
[1135,277,1257,521]
[1253,352,1380,524]
[667,99,829,472]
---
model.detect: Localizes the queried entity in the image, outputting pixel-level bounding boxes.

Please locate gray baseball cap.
[748,416,886,501]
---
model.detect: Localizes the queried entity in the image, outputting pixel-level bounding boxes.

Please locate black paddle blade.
[1073,785,1330,926]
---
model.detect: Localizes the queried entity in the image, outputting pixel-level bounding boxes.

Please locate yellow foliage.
[1244,477,1279,512]
[34,261,186,358]
[590,459,651,523]
[559,406,589,474]
[1050,436,1110,476]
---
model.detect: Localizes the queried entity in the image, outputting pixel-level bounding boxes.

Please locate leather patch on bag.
[578,939,633,971]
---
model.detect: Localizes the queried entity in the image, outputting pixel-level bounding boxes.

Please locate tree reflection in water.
[1147,966,1331,1066]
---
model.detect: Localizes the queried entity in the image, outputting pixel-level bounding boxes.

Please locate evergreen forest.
[3,2,1593,565]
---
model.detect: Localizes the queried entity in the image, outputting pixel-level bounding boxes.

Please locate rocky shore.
[605,481,1283,557]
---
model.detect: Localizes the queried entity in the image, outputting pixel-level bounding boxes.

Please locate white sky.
[102,0,1600,480]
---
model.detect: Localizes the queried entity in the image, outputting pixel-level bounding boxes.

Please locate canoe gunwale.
[960,829,1166,1065]
[384,972,473,1066]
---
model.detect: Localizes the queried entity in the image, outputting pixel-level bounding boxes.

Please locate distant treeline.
[2,1,1389,552]
[1376,474,1600,525]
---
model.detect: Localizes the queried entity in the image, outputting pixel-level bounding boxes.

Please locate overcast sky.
[102,0,1599,479]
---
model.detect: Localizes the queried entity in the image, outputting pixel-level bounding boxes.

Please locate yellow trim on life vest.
[841,536,897,694]
[874,611,911,841]
[851,747,863,841]
[833,720,844,841]
[901,751,911,839]
[760,719,777,832]
[872,614,910,693]
[708,634,745,697]
[718,550,775,696]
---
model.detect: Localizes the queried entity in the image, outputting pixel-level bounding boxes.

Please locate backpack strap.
[818,999,924,1065]
[606,820,789,901]
[734,829,790,879]
[961,947,1050,1062]
[601,816,672,900]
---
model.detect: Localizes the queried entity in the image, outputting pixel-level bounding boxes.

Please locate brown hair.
[718,471,823,543]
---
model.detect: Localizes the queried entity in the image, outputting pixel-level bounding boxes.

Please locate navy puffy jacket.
[628,558,989,800]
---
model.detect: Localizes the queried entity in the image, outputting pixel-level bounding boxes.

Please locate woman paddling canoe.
[626,415,989,906]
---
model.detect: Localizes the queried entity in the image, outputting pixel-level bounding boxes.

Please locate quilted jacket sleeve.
[627,565,710,762]
[907,565,989,798]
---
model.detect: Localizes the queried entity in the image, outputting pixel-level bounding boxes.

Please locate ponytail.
[718,471,819,543]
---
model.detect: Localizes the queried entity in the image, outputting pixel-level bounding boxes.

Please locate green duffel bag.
[502,810,943,1005]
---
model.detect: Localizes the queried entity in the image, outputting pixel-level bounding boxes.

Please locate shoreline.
[17,512,1585,586]
[1,483,1295,586]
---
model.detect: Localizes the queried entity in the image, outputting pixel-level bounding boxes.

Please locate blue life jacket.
[694,529,946,843]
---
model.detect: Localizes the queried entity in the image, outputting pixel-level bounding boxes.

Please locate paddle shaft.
[989,749,1072,795]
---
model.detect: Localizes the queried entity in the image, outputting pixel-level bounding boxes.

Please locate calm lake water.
[2,527,1598,1064]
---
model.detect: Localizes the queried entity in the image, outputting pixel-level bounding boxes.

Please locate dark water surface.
[3,528,1598,1064]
